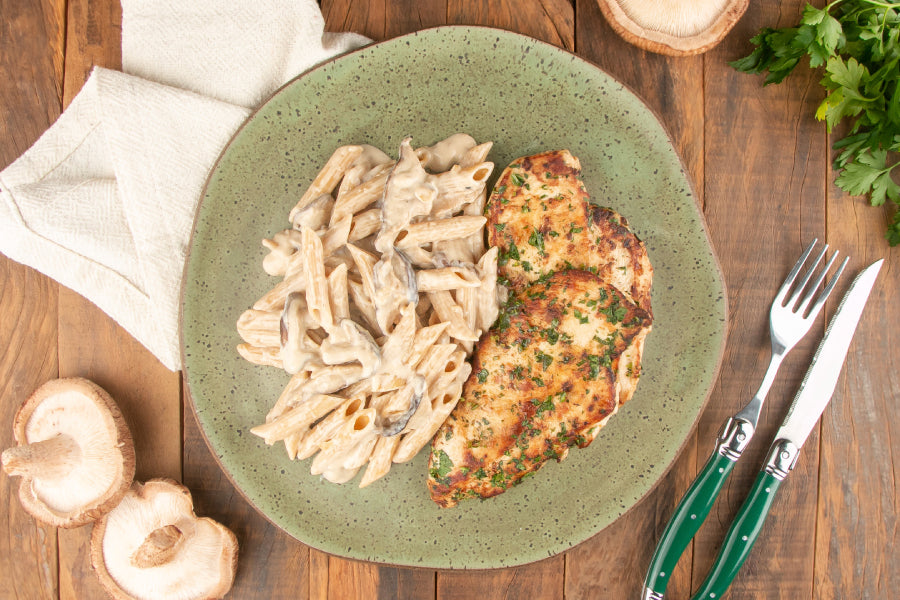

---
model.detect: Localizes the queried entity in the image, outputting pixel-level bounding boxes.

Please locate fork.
[641,239,848,600]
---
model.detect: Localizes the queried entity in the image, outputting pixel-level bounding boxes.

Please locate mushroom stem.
[1,433,82,479]
[131,524,184,568]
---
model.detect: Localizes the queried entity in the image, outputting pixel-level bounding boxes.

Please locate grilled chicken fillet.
[428,271,652,507]
[486,149,653,404]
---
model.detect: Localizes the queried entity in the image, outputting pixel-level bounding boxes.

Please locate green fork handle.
[642,452,735,598]
[642,418,754,600]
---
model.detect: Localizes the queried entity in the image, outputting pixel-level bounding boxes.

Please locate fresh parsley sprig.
[731,0,900,245]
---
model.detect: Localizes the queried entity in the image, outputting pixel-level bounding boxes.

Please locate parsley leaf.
[429,449,454,483]
[732,0,900,245]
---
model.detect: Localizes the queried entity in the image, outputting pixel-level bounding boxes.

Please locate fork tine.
[774,238,818,303]
[805,256,849,319]
[788,243,828,309]
[797,251,839,315]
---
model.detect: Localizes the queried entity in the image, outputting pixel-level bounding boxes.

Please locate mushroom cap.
[597,0,749,56]
[91,479,239,600]
[3,377,135,528]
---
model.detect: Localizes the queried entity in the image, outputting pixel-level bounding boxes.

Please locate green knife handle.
[689,439,799,600]
[642,418,754,600]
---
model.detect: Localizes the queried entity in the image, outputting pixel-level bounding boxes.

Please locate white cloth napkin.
[0,0,370,371]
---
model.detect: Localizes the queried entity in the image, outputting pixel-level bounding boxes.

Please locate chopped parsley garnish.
[527,229,546,255]
[535,350,553,369]
[476,368,489,383]
[601,302,628,324]
[429,449,454,484]
[532,396,555,416]
[510,172,526,186]
[588,355,602,379]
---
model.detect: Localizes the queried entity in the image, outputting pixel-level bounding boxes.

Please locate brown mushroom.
[597,0,749,56]
[91,479,238,600]
[1,377,135,528]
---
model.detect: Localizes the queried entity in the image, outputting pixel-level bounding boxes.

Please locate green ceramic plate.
[182,26,726,569]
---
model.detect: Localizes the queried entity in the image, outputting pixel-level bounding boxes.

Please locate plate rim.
[179,24,729,570]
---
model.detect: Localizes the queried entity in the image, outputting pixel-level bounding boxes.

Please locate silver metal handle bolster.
[641,587,665,600]
[715,417,755,462]
[764,439,800,481]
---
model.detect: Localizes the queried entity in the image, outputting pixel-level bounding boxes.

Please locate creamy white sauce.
[417,133,476,172]
[280,293,319,373]
[261,229,302,276]
[291,194,334,231]
[320,319,381,377]
[375,138,435,254]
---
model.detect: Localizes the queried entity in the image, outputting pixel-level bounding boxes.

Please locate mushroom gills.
[92,480,237,600]
[617,0,731,37]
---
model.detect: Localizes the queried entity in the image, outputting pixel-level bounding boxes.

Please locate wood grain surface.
[0,0,897,599]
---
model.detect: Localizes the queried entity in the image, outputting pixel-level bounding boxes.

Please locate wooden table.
[1,1,896,598]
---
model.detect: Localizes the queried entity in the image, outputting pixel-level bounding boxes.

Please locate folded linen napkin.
[0,0,370,371]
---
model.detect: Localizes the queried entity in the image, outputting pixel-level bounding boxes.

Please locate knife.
[688,258,883,600]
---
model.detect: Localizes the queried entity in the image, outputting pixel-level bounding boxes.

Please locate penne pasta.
[395,216,487,249]
[302,226,334,331]
[330,162,393,226]
[290,145,364,221]
[284,430,306,460]
[415,343,459,387]
[310,407,377,475]
[348,279,381,336]
[392,380,463,463]
[428,162,493,218]
[296,395,366,460]
[407,322,450,369]
[236,343,283,368]
[455,284,480,353]
[475,246,501,332]
[345,243,379,303]
[347,207,382,242]
[305,363,366,396]
[460,141,493,167]
[327,263,351,322]
[322,213,352,256]
[236,308,281,347]
[252,265,305,311]
[427,291,480,342]
[237,134,501,486]
[266,369,312,422]
[250,394,346,444]
[417,266,481,292]
[359,434,400,487]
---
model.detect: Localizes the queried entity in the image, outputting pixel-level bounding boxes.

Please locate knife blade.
[774,257,883,452]
[688,258,883,600]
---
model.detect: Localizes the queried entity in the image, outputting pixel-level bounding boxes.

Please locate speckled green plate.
[182,26,726,569]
